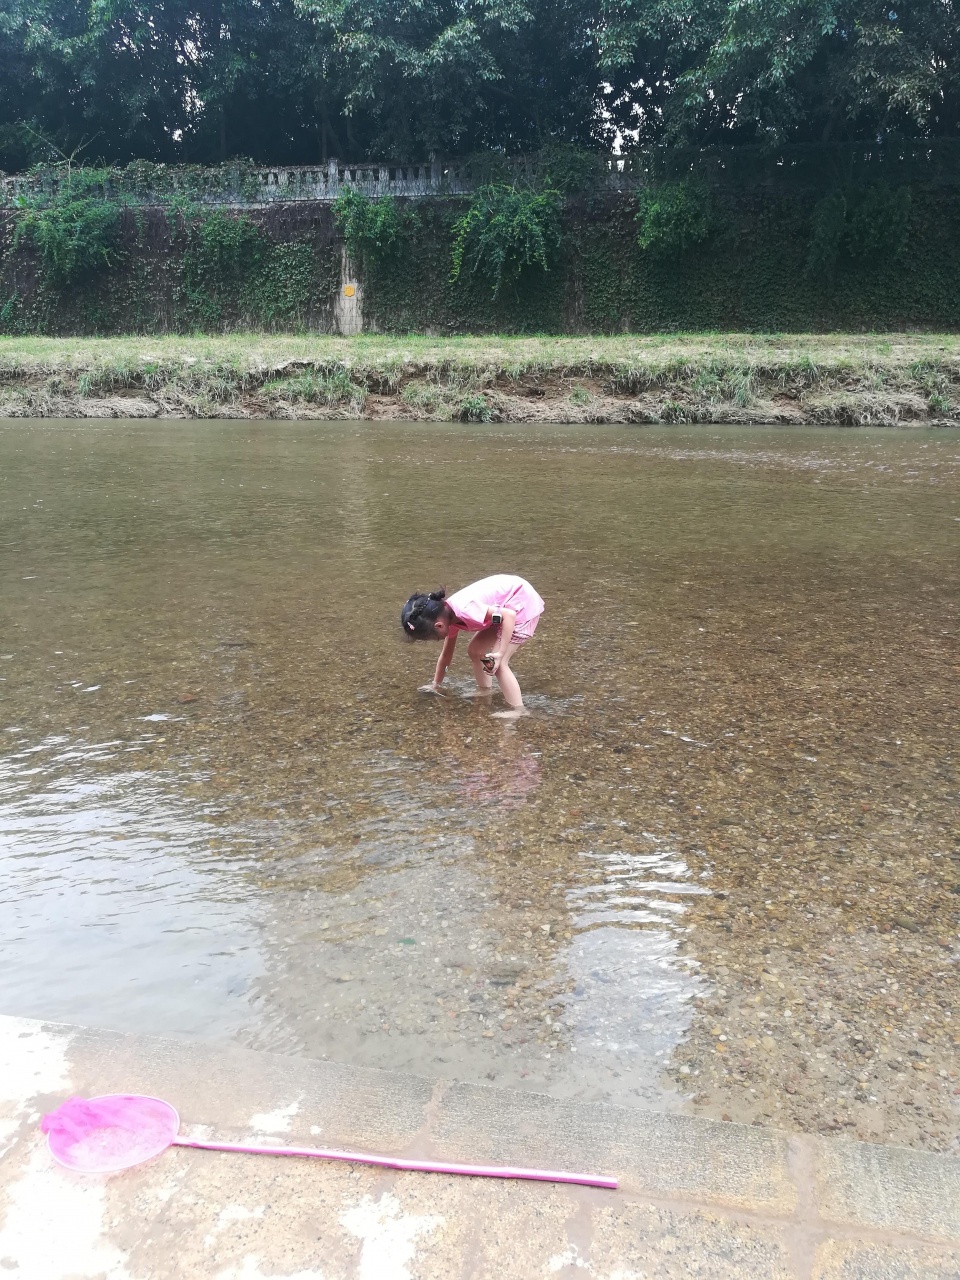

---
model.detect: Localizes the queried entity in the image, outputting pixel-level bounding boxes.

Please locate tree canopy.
[1,0,957,170]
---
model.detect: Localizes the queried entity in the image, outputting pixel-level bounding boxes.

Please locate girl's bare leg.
[467,625,498,693]
[494,642,524,707]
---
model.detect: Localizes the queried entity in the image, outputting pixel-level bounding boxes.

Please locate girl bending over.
[401,574,544,709]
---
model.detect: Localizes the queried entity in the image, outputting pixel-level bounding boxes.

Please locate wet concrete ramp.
[2,1015,959,1278]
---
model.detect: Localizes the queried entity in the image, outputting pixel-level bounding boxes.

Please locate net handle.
[172,1137,617,1189]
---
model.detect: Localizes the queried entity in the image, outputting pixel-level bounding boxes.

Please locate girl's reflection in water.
[433,714,543,811]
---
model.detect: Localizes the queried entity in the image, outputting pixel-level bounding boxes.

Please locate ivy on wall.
[0,184,340,335]
[807,185,913,277]
[13,196,123,284]
[356,197,566,333]
[3,161,268,211]
[1,162,959,335]
[450,184,563,296]
[346,183,960,335]
[332,189,411,272]
[635,180,715,256]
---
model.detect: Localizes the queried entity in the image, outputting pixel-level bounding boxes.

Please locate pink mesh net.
[42,1095,180,1172]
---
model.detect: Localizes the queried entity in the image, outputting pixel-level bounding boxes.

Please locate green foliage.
[635,181,714,256]
[0,297,21,331]
[451,184,562,297]
[257,243,321,326]
[908,359,952,415]
[2,179,960,337]
[0,0,359,171]
[659,399,688,422]
[533,144,608,196]
[571,184,960,335]
[456,392,495,422]
[401,380,448,412]
[292,0,602,157]
[14,195,123,285]
[3,162,271,212]
[332,190,408,269]
[0,174,341,334]
[263,368,366,409]
[177,211,322,329]
[187,210,265,276]
[806,191,848,276]
[928,390,952,415]
[596,0,960,147]
[2,0,959,176]
[181,211,266,327]
[335,197,565,334]
[807,186,912,276]
[846,186,912,261]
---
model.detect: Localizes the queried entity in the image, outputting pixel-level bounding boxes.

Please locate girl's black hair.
[401,588,447,639]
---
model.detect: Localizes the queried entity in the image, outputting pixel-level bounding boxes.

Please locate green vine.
[635,180,714,256]
[332,189,410,270]
[0,158,957,336]
[177,209,321,329]
[846,185,912,260]
[180,211,262,326]
[807,185,912,276]
[3,160,266,211]
[450,183,562,296]
[12,168,125,286]
[14,197,122,284]
[0,162,334,332]
[806,190,848,277]
[533,144,608,196]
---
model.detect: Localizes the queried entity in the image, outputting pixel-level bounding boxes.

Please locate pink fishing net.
[42,1094,180,1172]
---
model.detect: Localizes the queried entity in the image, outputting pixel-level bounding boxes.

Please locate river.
[1,422,957,1150]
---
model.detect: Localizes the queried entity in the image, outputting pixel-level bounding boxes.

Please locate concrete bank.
[1,1015,958,1279]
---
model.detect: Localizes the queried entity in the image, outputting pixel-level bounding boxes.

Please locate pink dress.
[446,574,545,644]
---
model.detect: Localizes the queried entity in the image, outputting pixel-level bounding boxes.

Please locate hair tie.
[406,621,415,631]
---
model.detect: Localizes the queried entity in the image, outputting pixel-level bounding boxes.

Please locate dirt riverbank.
[2,332,959,425]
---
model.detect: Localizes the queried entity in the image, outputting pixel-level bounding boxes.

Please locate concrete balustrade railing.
[252,159,474,200]
[6,142,955,207]
[0,158,480,206]
[0,156,645,207]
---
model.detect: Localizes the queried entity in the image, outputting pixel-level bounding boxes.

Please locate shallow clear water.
[1,422,957,1126]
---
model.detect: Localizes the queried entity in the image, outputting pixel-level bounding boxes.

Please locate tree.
[0,0,348,168]
[2,0,957,171]
[296,0,606,156]
[597,0,960,145]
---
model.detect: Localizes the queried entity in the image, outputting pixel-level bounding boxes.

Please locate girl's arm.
[434,630,458,685]
[487,608,516,673]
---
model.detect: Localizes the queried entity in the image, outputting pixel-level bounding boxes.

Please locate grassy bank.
[1,333,959,425]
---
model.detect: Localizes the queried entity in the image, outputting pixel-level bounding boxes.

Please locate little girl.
[401,574,544,709]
